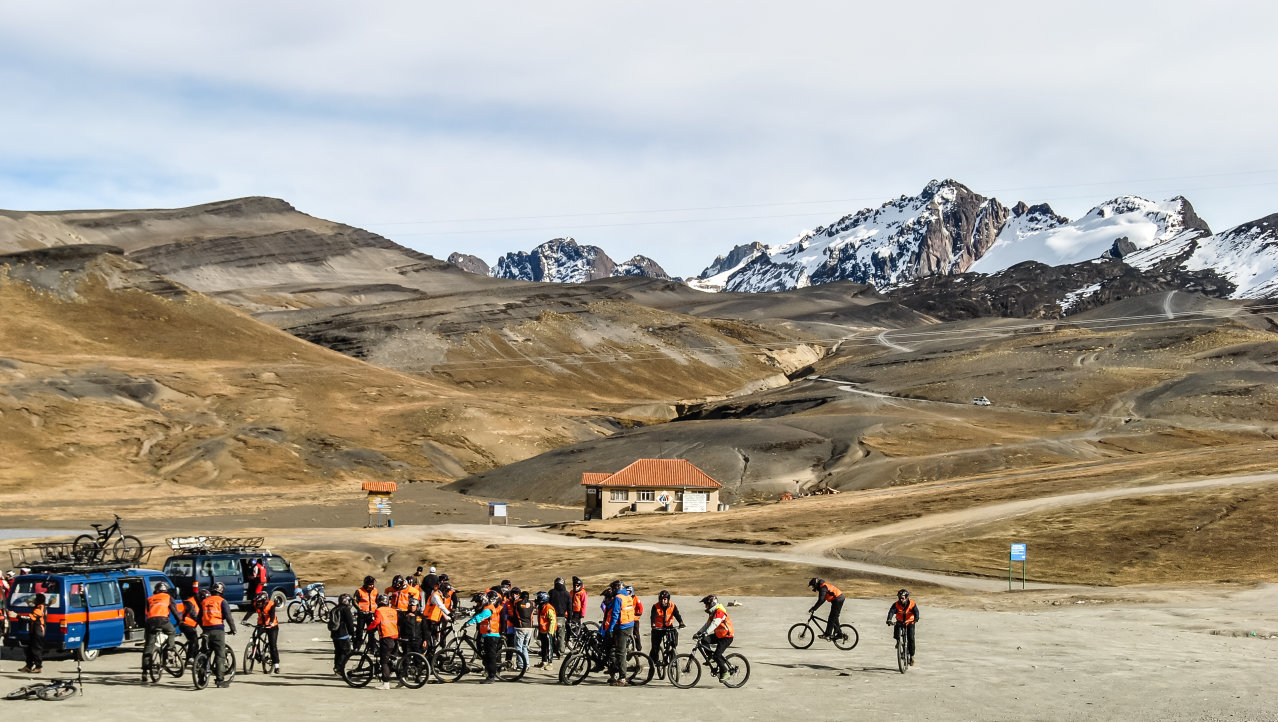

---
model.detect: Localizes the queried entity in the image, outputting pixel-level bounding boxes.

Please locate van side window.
[164,559,194,577]
[68,582,85,609]
[210,559,239,577]
[86,580,122,607]
[265,557,289,573]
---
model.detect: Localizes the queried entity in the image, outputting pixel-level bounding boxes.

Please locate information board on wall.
[683,492,708,513]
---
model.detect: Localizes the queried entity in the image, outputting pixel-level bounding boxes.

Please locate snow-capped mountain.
[708,180,1008,293]
[476,238,671,283]
[688,242,765,292]
[1125,213,1278,299]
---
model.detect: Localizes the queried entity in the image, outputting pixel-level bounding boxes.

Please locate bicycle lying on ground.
[558,629,651,686]
[191,634,237,689]
[668,634,749,689]
[342,633,430,688]
[73,514,143,564]
[287,582,333,623]
[5,660,84,701]
[788,612,858,650]
[894,622,911,674]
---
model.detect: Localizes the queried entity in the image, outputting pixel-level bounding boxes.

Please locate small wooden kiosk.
[363,481,398,528]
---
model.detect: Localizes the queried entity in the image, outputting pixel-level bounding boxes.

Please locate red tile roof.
[361,481,398,493]
[581,459,722,489]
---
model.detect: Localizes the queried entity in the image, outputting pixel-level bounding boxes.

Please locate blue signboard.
[1010,543,1027,561]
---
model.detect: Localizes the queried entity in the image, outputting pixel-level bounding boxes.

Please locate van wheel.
[75,644,99,662]
[271,590,288,609]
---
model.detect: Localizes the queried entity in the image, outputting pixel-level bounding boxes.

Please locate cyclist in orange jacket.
[694,594,735,681]
[808,577,848,641]
[886,588,920,666]
[241,591,281,674]
[141,581,181,683]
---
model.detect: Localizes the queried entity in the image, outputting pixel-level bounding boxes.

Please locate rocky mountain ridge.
[460,237,672,283]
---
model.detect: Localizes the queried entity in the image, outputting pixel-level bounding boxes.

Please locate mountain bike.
[558,629,651,686]
[342,634,430,689]
[191,634,237,690]
[432,623,528,683]
[242,625,273,674]
[668,635,749,689]
[5,659,83,701]
[788,612,858,650]
[145,629,185,682]
[72,514,143,564]
[650,627,682,680]
[287,582,333,623]
[564,619,600,654]
[894,622,911,674]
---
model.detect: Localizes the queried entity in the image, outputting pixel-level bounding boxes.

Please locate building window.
[637,490,655,502]
[675,490,685,501]
[610,489,629,502]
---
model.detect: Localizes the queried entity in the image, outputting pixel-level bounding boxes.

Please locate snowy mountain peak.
[476,238,670,284]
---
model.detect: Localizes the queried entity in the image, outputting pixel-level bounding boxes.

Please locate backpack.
[327,608,343,633]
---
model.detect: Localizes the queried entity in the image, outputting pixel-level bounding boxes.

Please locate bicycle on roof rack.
[73,515,143,564]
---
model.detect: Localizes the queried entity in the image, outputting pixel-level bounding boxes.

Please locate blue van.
[4,567,177,661]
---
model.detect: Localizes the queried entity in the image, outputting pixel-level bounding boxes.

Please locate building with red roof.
[581,458,724,520]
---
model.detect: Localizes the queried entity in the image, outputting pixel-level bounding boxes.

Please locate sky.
[2,1,1276,278]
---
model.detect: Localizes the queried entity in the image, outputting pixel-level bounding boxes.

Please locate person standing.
[569,576,587,626]
[548,577,571,658]
[248,558,267,600]
[602,580,636,686]
[369,595,399,690]
[512,589,535,671]
[141,582,181,683]
[808,578,847,641]
[200,582,238,688]
[421,566,439,598]
[241,591,281,674]
[18,592,47,674]
[354,576,378,652]
[886,588,920,666]
[422,581,452,654]
[463,590,504,684]
[649,590,684,663]
[535,591,557,668]
[328,593,357,675]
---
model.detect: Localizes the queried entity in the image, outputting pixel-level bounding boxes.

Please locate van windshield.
[10,579,62,608]
[164,558,195,577]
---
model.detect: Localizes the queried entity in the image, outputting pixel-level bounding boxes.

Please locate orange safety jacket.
[371,606,399,639]
[892,599,917,625]
[200,595,225,628]
[633,595,644,617]
[538,603,557,634]
[710,605,733,639]
[28,604,47,634]
[822,583,843,602]
[571,588,587,614]
[355,587,378,614]
[181,597,200,628]
[617,594,636,626]
[478,603,502,636]
[254,600,278,628]
[652,603,678,629]
[424,591,448,622]
[146,592,174,621]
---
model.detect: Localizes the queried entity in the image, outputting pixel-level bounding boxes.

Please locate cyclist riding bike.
[694,594,735,681]
[650,589,686,663]
[886,588,920,666]
[200,581,238,688]
[808,577,848,641]
[241,591,281,674]
[179,582,203,649]
[141,581,181,684]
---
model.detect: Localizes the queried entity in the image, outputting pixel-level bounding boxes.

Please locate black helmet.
[609,580,623,592]
[658,590,671,601]
[196,588,211,601]
[153,581,170,595]
[809,578,823,589]
[211,581,226,595]
[486,590,502,603]
[470,592,486,605]
[554,577,564,586]
[338,593,352,606]
[897,588,910,598]
[699,594,717,609]
[254,592,269,607]
[376,594,391,607]
[571,576,582,586]
[363,575,376,587]
[392,575,406,590]
[439,574,449,582]
[535,591,549,604]
[440,582,453,593]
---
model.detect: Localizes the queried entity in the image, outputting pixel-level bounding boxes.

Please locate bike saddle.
[90,524,104,529]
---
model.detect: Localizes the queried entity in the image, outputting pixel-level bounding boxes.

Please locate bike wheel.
[834,624,859,651]
[431,648,465,683]
[4,683,44,700]
[668,653,701,689]
[163,645,186,677]
[286,601,307,624]
[37,683,77,701]
[343,653,376,688]
[192,653,210,690]
[319,600,336,623]
[559,652,589,686]
[147,652,163,682]
[625,650,654,686]
[242,640,260,674]
[399,652,430,689]
[72,534,100,563]
[496,644,527,682]
[787,622,815,649]
[721,653,750,688]
[897,636,909,674]
[111,535,144,562]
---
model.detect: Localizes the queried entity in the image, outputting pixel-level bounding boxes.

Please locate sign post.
[488,502,508,526]
[1009,543,1027,590]
[362,481,398,528]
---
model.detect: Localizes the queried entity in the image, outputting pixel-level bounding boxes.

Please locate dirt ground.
[1,594,1274,721]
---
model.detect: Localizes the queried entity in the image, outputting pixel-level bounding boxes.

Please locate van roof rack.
[165,536,266,554]
[10,543,155,573]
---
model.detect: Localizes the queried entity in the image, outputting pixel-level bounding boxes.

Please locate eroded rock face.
[447,252,491,276]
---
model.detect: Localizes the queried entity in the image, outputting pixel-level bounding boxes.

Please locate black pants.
[481,635,502,679]
[538,631,553,664]
[894,624,916,657]
[609,627,631,678]
[203,628,229,682]
[354,612,373,650]
[826,597,845,637]
[181,625,200,648]
[379,637,398,682]
[332,636,352,673]
[708,635,733,676]
[24,628,43,669]
[651,628,678,661]
[143,619,177,670]
[262,625,280,665]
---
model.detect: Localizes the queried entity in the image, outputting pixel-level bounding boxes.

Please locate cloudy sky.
[2,2,1275,277]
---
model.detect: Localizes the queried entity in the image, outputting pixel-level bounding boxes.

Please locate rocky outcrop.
[448,252,491,276]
